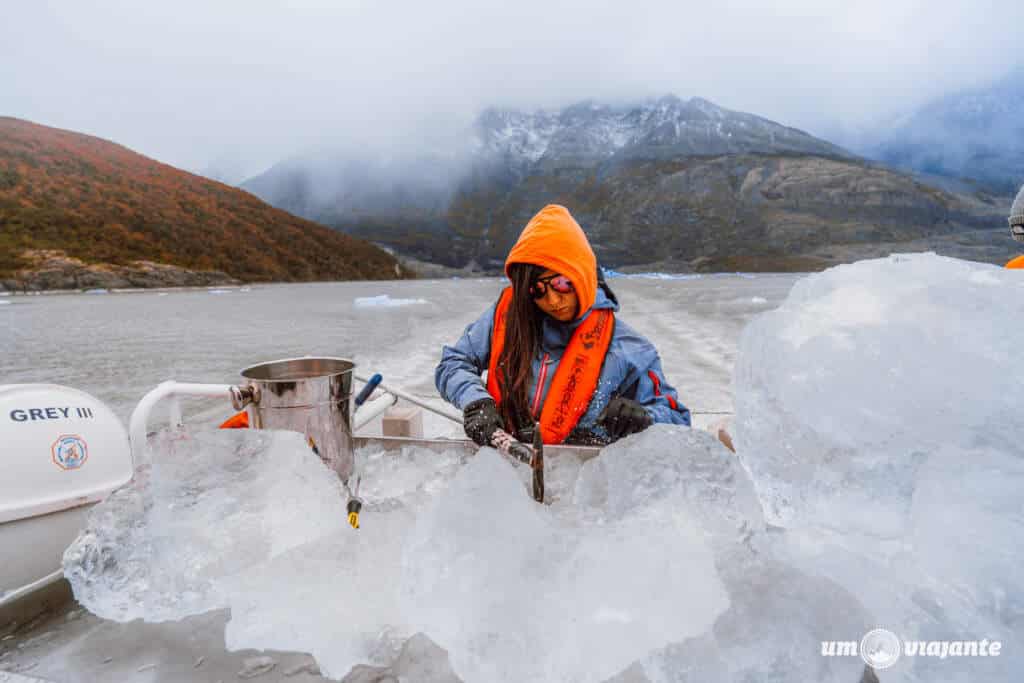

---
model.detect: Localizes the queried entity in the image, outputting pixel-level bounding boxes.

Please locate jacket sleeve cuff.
[455,384,493,411]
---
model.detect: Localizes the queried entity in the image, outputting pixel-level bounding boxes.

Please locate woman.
[435,204,690,447]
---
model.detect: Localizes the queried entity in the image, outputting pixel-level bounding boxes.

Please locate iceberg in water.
[355,294,428,308]
[603,269,702,281]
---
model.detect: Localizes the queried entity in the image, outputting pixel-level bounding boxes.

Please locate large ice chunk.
[735,253,1021,530]
[65,417,881,682]
[227,426,871,682]
[573,426,765,548]
[223,443,466,679]
[583,429,870,683]
[63,429,348,622]
[221,432,743,681]
[64,417,898,683]
[400,439,731,682]
[734,253,1024,680]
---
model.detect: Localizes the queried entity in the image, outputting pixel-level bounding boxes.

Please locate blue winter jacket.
[435,287,691,444]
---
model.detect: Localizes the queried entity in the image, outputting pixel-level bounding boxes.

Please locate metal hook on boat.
[229,384,260,411]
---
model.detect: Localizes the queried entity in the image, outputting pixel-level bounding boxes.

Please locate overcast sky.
[2,0,1021,182]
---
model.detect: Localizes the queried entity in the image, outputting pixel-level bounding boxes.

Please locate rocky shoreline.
[0,250,241,293]
[4,235,1015,295]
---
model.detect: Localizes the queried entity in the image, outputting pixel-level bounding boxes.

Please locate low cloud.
[1,0,1021,180]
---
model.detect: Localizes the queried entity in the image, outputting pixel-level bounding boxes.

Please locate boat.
[1,358,599,623]
[0,360,823,683]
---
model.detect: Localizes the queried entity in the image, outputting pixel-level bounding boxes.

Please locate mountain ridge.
[472,95,852,170]
[0,117,409,288]
[243,96,1016,271]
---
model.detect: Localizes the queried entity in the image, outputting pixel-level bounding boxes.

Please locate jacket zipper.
[531,353,550,418]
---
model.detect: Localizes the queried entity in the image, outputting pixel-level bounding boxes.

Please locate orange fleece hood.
[504,205,598,319]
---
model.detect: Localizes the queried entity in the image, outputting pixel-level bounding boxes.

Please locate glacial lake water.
[0,274,800,430]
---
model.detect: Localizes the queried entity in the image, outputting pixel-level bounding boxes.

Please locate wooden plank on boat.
[353,435,603,461]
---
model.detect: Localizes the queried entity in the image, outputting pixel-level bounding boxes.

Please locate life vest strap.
[487,286,614,444]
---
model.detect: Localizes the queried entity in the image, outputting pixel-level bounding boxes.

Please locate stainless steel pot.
[238,357,355,481]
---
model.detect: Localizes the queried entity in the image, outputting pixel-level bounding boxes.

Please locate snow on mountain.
[246,95,850,207]
[473,95,850,169]
[473,108,560,163]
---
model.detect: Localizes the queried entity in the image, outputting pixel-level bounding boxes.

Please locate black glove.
[463,398,503,446]
[598,396,653,440]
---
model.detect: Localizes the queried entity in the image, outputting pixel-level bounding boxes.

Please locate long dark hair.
[496,263,546,431]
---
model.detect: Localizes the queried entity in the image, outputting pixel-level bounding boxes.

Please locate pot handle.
[354,373,383,407]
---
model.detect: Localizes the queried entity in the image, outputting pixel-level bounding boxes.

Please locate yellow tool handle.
[346,497,363,530]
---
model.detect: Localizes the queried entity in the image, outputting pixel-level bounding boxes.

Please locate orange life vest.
[1006,255,1024,269]
[486,286,615,444]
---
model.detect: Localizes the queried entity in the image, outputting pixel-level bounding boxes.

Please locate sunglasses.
[529,274,574,299]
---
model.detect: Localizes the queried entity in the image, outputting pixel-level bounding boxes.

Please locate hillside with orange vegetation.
[0,117,409,285]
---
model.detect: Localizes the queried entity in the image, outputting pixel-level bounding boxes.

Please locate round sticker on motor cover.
[52,434,89,470]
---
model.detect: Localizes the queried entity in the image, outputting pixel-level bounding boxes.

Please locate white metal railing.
[127,375,460,463]
[128,381,235,462]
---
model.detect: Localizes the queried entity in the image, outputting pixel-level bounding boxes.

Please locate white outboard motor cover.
[0,384,133,525]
